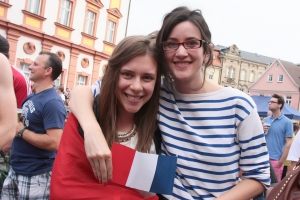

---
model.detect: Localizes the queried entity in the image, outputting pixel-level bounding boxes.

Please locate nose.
[175,44,188,57]
[130,78,143,92]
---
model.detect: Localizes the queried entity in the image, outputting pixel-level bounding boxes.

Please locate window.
[77,75,86,85]
[208,71,213,80]
[20,62,31,77]
[249,72,254,82]
[225,68,229,77]
[27,0,41,15]
[85,10,95,35]
[240,70,246,80]
[258,72,262,78]
[268,74,273,82]
[59,0,72,26]
[230,68,235,78]
[106,20,116,43]
[278,74,284,82]
[286,96,292,105]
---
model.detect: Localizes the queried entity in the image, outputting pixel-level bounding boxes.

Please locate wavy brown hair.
[99,36,161,153]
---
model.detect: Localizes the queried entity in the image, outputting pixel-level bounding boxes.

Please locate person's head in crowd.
[99,35,161,152]
[56,86,64,94]
[269,94,285,111]
[156,6,214,89]
[0,34,10,59]
[293,122,299,135]
[29,51,62,83]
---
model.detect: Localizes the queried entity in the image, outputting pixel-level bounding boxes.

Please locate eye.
[121,72,132,78]
[165,42,178,49]
[185,40,199,47]
[143,75,155,82]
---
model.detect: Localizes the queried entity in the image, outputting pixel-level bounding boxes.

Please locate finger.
[105,157,113,181]
[89,158,100,181]
[93,158,103,183]
[99,159,108,184]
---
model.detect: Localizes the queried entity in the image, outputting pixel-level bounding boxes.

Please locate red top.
[11,66,31,108]
[50,113,158,200]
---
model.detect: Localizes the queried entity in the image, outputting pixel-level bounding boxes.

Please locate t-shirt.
[158,83,270,199]
[10,87,67,176]
[287,132,300,162]
[11,66,32,108]
[265,114,293,160]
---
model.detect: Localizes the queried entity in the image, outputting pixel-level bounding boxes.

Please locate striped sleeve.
[91,80,101,97]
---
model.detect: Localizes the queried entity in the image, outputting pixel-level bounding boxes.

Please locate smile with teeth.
[126,94,141,100]
[174,62,191,66]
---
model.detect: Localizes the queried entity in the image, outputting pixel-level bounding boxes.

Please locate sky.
[126,0,300,64]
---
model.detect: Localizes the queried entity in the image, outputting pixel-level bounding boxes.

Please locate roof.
[216,45,275,65]
[280,60,300,87]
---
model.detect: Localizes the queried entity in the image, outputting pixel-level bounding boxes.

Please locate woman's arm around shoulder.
[70,85,112,184]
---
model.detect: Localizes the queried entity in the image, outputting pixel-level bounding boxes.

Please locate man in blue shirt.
[1,52,66,199]
[264,94,293,182]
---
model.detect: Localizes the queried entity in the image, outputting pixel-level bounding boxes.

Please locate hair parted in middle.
[99,35,161,153]
[156,6,214,89]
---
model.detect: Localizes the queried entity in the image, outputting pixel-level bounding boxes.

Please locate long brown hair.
[99,36,161,152]
[156,6,214,90]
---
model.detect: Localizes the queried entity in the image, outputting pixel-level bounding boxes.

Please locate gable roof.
[279,60,300,87]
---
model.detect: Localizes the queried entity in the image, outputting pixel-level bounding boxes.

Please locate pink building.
[249,59,300,110]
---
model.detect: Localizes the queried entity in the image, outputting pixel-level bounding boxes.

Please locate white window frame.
[286,96,292,105]
[249,72,254,82]
[20,62,31,78]
[268,74,273,82]
[230,68,235,78]
[59,0,72,26]
[85,10,95,35]
[106,20,116,43]
[225,68,229,78]
[77,75,86,85]
[278,74,284,82]
[240,70,246,80]
[27,0,41,15]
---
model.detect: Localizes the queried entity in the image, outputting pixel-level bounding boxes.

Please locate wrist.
[17,127,26,138]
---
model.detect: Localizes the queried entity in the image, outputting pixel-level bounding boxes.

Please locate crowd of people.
[0,6,299,200]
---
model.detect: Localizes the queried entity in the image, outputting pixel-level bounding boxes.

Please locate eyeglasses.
[268,101,278,104]
[162,40,208,51]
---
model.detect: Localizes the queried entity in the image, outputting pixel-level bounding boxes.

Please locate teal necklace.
[118,124,137,142]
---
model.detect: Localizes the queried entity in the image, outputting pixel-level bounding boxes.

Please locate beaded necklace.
[118,124,137,142]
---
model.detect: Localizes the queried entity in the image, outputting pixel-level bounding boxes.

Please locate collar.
[270,113,284,120]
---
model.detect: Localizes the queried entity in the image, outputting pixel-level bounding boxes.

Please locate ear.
[45,67,53,76]
[203,53,209,63]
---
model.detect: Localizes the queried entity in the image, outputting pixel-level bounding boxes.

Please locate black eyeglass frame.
[162,39,208,51]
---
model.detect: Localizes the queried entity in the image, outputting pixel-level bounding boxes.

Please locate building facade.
[0,0,130,89]
[249,59,300,110]
[217,44,275,93]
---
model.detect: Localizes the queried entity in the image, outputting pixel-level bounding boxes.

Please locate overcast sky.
[126,0,300,64]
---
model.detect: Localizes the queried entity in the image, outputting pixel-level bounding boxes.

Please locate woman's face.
[116,54,157,116]
[164,21,207,84]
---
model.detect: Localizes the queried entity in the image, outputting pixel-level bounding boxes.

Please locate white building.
[0,0,130,89]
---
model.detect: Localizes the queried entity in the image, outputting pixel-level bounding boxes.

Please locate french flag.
[111,143,177,195]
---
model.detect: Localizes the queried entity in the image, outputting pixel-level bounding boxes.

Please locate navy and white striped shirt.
[159,83,270,199]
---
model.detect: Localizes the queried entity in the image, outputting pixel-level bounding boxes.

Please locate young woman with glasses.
[69,7,270,200]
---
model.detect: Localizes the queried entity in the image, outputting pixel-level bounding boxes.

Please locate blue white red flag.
[111,143,177,195]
